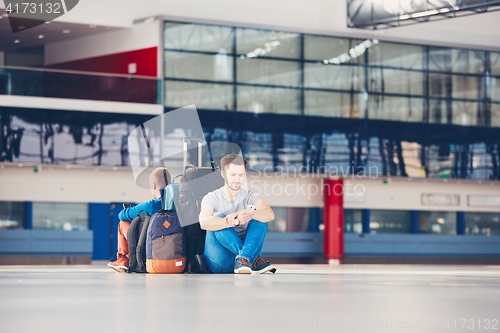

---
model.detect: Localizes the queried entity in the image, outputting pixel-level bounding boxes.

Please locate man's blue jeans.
[204,213,267,274]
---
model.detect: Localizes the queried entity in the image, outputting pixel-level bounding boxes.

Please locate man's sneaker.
[107,256,129,273]
[252,256,277,274]
[234,257,252,274]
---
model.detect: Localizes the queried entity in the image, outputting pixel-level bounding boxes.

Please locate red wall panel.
[47,47,158,77]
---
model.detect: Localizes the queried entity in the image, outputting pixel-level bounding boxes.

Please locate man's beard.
[225,179,241,191]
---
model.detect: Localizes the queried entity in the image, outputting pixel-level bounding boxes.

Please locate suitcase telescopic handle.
[183,136,202,167]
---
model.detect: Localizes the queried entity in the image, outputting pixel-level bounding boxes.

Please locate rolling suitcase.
[175,136,224,273]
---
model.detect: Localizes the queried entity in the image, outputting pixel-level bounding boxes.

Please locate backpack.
[127,211,151,273]
[145,209,186,274]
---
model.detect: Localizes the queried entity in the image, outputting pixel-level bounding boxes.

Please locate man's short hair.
[149,167,171,189]
[220,154,248,172]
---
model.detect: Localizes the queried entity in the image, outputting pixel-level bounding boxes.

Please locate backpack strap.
[160,168,169,209]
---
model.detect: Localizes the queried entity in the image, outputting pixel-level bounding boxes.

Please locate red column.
[323,178,344,263]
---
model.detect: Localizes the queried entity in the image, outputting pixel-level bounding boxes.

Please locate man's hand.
[235,208,255,225]
[222,212,237,227]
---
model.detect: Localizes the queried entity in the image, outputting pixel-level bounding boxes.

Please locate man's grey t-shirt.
[201,187,261,238]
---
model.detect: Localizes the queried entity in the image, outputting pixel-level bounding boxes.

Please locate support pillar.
[323,178,344,264]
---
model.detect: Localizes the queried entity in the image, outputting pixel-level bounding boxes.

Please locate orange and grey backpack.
[145,207,185,274]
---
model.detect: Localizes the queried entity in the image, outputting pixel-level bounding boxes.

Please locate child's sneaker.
[107,256,129,273]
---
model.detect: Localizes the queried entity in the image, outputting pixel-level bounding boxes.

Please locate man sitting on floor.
[199,154,276,274]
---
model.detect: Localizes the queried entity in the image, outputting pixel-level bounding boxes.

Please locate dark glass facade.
[1,21,500,181]
[162,21,500,180]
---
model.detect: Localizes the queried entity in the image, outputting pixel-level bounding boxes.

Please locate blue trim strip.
[309,207,320,232]
[457,211,465,235]
[25,201,32,230]
[411,210,419,234]
[89,203,111,260]
[362,209,370,234]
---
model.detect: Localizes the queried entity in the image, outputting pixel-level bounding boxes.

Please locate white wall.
[2,165,499,213]
[44,19,162,76]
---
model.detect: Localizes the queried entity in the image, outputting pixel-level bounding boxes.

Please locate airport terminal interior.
[1,0,500,332]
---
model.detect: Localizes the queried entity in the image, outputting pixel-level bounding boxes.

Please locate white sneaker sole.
[107,263,128,273]
[253,265,277,274]
[234,267,252,274]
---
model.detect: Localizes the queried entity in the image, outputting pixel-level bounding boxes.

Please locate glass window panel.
[322,133,352,173]
[491,52,500,76]
[400,141,425,178]
[241,132,274,170]
[428,73,480,99]
[428,72,450,98]
[429,47,452,72]
[452,101,479,126]
[275,134,307,171]
[304,35,366,65]
[369,68,424,95]
[165,80,232,110]
[0,202,24,229]
[164,23,233,53]
[267,207,310,232]
[419,211,456,234]
[369,210,412,234]
[237,58,300,87]
[165,51,233,82]
[369,41,423,69]
[429,98,449,124]
[32,202,88,231]
[491,77,500,102]
[465,212,500,236]
[344,209,362,233]
[450,49,485,74]
[237,86,300,114]
[268,207,286,232]
[2,111,146,166]
[304,63,364,91]
[451,75,481,100]
[425,144,455,179]
[492,103,500,127]
[305,91,366,118]
[469,143,493,179]
[368,95,423,122]
[236,29,300,59]
[285,208,310,232]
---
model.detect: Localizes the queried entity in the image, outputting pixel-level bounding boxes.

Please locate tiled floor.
[1,264,499,333]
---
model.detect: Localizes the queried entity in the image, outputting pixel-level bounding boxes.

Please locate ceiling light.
[63,29,70,33]
[14,39,20,44]
[89,25,97,28]
[38,34,45,39]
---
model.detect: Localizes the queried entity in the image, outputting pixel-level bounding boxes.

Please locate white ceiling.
[0,8,120,53]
